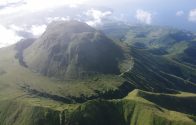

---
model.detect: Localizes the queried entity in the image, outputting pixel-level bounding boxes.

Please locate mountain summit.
[0,21,196,125]
[24,21,123,78]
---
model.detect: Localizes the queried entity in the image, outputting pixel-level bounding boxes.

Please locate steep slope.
[0,21,131,103]
[102,24,196,93]
[0,91,195,125]
[122,46,196,93]
[171,40,196,67]
[24,21,123,79]
[122,26,196,68]
[0,21,196,125]
[67,97,196,125]
[0,100,61,125]
[130,89,196,116]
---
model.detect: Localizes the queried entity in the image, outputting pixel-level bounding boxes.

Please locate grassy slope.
[131,90,196,116]
[103,24,196,67]
[0,24,196,124]
[0,89,195,125]
[102,24,196,93]
[0,45,128,101]
[0,100,61,125]
[0,47,195,125]
[67,99,196,125]
[122,47,196,93]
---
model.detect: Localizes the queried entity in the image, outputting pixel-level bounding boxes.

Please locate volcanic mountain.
[23,21,123,79]
[0,21,196,125]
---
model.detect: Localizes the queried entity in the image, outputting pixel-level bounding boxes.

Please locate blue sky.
[0,0,196,47]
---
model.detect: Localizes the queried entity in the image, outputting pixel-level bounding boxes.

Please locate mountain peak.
[23,21,123,79]
[46,20,96,35]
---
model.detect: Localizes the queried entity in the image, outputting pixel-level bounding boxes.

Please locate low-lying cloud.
[189,9,196,22]
[176,10,184,16]
[0,0,87,16]
[135,9,152,24]
[47,16,70,23]
[85,9,112,27]
[0,25,23,48]
[30,24,47,37]
[0,23,48,48]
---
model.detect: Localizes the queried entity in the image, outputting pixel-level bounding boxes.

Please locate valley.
[0,21,196,125]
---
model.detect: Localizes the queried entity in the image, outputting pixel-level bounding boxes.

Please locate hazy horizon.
[0,0,196,47]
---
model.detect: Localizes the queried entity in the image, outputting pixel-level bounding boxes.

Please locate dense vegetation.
[0,21,195,125]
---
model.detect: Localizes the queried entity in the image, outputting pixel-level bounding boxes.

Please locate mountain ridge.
[23,21,123,79]
[0,21,196,125]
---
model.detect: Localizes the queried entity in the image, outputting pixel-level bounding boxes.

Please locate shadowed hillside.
[24,21,123,79]
[0,21,196,125]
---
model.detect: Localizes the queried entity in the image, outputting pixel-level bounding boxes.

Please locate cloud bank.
[85,9,112,27]
[0,0,196,48]
[47,16,70,23]
[0,25,23,48]
[189,9,196,22]
[0,0,87,16]
[176,10,184,16]
[135,9,152,24]
[30,25,47,36]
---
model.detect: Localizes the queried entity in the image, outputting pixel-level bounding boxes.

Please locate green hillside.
[24,21,123,79]
[0,90,195,125]
[122,46,196,93]
[0,21,196,125]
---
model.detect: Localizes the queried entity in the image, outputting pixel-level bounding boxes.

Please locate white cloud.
[176,10,184,16]
[189,9,196,22]
[69,4,78,8]
[135,9,152,24]
[9,24,24,31]
[0,0,87,15]
[85,9,112,26]
[47,16,70,23]
[30,25,47,37]
[0,0,23,6]
[0,25,23,48]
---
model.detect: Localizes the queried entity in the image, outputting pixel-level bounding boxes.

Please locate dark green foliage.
[175,41,196,66]
[136,90,196,115]
[65,99,195,125]
[66,100,126,125]
[15,38,35,67]
[21,81,135,103]
[0,100,61,125]
[122,47,196,93]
